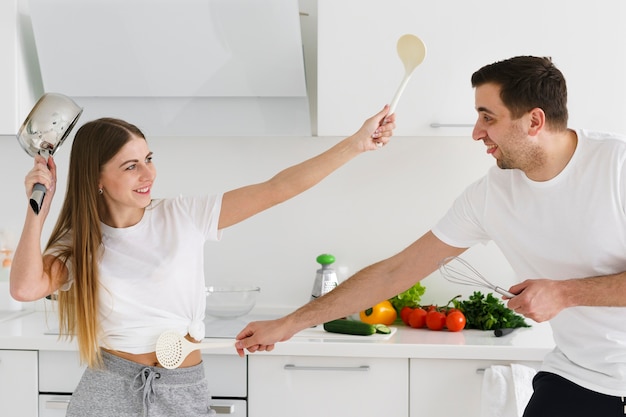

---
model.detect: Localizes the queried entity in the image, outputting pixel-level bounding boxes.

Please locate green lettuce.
[388,282,426,312]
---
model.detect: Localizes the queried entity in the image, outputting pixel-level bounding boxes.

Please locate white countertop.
[0,310,555,361]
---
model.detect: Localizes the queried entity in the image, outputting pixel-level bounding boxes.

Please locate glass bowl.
[205,286,261,319]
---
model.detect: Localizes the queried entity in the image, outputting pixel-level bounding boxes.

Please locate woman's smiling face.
[98,135,156,225]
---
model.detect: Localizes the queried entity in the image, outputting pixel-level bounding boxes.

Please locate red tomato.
[446,311,466,332]
[400,307,414,325]
[426,310,446,331]
[408,308,428,328]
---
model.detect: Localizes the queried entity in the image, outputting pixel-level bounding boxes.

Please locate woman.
[10,106,395,416]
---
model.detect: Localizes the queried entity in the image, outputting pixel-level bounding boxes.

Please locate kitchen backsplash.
[0,133,515,311]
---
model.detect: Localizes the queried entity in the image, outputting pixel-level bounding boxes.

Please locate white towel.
[480,364,537,417]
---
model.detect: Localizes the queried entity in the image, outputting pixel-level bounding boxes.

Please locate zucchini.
[323,319,390,336]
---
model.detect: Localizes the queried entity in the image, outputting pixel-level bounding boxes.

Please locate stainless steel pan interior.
[16,93,82,214]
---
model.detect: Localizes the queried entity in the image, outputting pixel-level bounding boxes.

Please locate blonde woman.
[10,107,395,417]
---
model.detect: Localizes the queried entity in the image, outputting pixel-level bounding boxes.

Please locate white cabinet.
[203,354,247,398]
[39,394,72,417]
[0,350,38,417]
[38,350,246,396]
[317,0,626,137]
[210,399,247,417]
[1,0,42,136]
[409,358,541,417]
[0,0,18,135]
[38,350,247,417]
[248,355,408,417]
[39,351,85,393]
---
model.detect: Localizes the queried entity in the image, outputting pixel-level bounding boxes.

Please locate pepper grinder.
[310,254,338,300]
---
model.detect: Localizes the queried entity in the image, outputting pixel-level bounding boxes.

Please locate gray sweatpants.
[66,350,216,417]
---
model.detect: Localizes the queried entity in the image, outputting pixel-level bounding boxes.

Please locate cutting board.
[293,326,397,341]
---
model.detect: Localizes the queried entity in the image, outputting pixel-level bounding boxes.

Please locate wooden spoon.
[388,34,427,115]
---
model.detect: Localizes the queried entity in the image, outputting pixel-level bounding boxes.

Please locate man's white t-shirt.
[433,129,626,396]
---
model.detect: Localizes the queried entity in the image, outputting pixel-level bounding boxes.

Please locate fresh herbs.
[452,291,530,330]
[388,282,426,313]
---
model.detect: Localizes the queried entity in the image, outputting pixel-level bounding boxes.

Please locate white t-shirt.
[53,194,223,354]
[432,129,626,396]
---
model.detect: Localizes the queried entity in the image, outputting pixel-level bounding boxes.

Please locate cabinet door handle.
[430,123,474,128]
[284,364,370,372]
[209,404,235,414]
[44,398,71,410]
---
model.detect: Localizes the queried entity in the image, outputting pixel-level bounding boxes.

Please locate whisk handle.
[495,287,516,299]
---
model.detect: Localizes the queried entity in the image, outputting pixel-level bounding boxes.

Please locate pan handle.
[29,149,51,215]
[30,183,46,215]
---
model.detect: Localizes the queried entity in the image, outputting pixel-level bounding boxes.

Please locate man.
[235,56,626,416]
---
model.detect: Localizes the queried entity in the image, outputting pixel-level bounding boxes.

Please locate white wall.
[0,131,515,311]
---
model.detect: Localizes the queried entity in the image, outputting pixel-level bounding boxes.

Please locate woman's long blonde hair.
[45,118,146,368]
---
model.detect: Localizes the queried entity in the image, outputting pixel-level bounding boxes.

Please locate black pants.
[523,372,625,417]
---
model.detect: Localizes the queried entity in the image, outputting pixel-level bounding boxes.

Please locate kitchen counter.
[0,310,555,361]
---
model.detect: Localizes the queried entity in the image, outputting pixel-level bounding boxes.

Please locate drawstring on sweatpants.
[133,367,161,416]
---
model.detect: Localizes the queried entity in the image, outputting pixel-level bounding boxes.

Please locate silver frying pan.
[16,93,82,214]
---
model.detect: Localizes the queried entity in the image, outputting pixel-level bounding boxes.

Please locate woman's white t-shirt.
[54,194,223,354]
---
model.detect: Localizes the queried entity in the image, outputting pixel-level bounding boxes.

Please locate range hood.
[29,0,311,136]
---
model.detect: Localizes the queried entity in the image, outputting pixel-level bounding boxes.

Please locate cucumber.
[323,319,376,335]
[323,319,391,336]
[373,324,391,334]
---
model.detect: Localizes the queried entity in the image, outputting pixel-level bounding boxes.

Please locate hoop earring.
[98,188,103,195]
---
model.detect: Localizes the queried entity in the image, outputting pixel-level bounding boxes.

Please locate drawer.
[249,355,408,417]
[39,394,71,417]
[38,395,247,417]
[39,350,247,397]
[39,351,85,393]
[409,358,541,417]
[203,354,247,398]
[0,350,38,417]
[211,398,247,416]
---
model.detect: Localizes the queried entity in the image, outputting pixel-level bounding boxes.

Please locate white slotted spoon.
[438,256,516,298]
[388,34,427,115]
[156,330,236,369]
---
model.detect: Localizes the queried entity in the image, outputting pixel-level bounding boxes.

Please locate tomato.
[426,310,446,331]
[445,311,466,332]
[400,307,414,325]
[408,307,427,328]
[360,300,397,325]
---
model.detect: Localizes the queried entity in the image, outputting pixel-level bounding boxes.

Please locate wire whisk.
[438,256,515,298]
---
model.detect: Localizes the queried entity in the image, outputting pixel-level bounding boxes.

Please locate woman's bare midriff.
[103,334,203,368]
